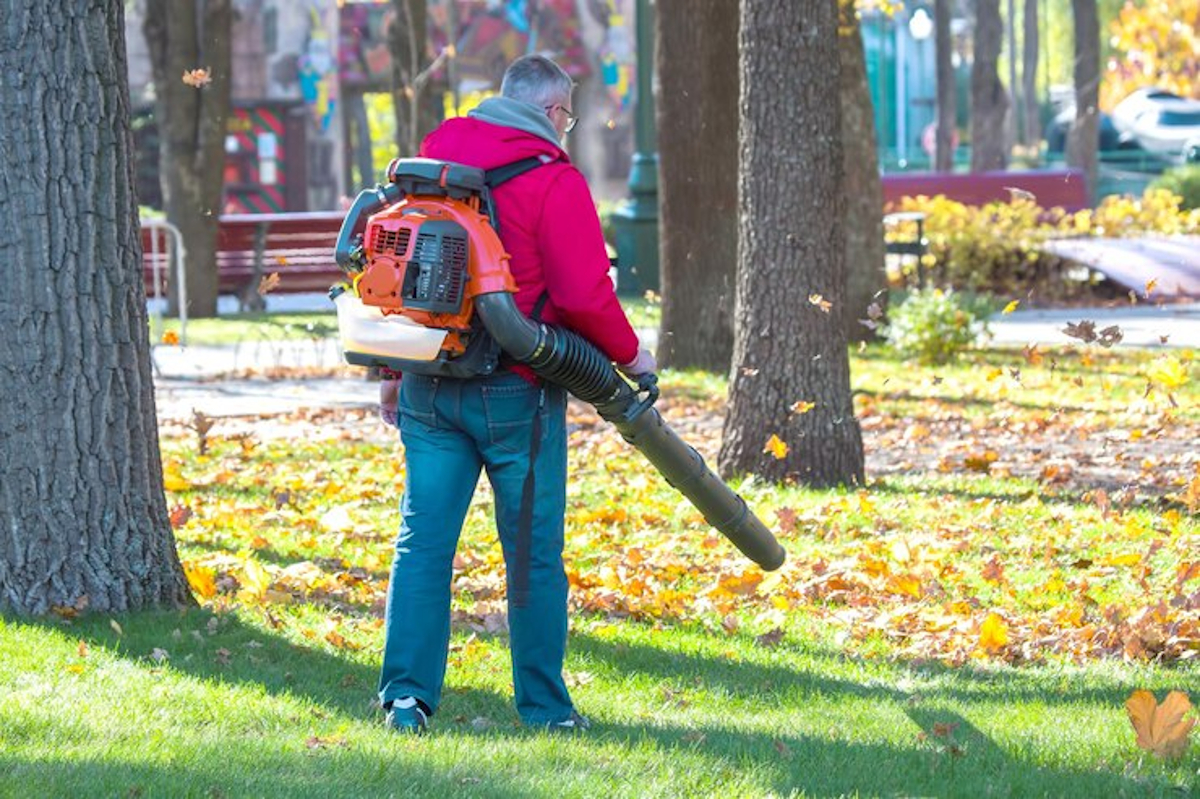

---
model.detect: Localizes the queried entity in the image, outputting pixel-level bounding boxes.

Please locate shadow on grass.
[5,611,1185,797]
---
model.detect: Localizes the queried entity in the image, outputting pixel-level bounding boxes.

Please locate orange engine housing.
[354,194,516,355]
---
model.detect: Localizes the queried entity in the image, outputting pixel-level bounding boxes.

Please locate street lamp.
[610,0,659,296]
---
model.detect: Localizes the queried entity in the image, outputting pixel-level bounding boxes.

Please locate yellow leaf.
[1144,278,1158,295]
[64,663,86,675]
[985,368,1004,382]
[789,400,816,415]
[183,562,218,600]
[979,613,1009,653]
[1145,355,1189,390]
[763,434,788,460]
[888,573,923,599]
[1002,300,1020,314]
[160,330,180,346]
[1126,690,1195,759]
[162,473,190,492]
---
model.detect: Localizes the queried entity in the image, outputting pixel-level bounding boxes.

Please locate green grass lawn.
[3,343,1197,797]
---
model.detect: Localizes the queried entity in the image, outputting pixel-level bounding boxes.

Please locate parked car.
[1110,87,1200,160]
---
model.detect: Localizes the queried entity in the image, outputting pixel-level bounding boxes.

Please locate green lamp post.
[611,0,659,297]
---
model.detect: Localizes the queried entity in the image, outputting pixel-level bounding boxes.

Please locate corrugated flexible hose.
[475,293,785,571]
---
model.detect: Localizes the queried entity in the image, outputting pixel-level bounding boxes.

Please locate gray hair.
[500,55,573,108]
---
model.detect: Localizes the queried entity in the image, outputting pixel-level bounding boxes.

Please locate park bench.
[142,212,346,309]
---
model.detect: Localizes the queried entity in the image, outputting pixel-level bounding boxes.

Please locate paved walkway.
[150,298,1198,421]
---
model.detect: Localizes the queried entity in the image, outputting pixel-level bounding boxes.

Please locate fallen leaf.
[109,619,123,636]
[168,504,192,528]
[763,434,788,460]
[1002,300,1020,314]
[183,562,218,599]
[181,68,212,88]
[150,648,169,664]
[789,400,815,415]
[775,507,798,534]
[77,640,88,658]
[1125,690,1195,759]
[755,627,785,649]
[1004,186,1036,202]
[979,613,1009,653]
[258,272,281,296]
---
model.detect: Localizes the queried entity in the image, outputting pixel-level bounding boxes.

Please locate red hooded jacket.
[418,115,639,368]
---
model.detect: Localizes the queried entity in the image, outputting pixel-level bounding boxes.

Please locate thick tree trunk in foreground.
[837,2,886,342]
[0,0,191,614]
[655,0,737,372]
[719,0,864,487]
[970,0,1010,171]
[1067,0,1100,202]
[934,0,957,171]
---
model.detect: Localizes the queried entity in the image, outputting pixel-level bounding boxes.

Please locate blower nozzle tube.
[475,293,785,571]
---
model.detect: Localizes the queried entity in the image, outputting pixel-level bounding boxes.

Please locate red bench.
[881,168,1089,211]
[143,212,346,302]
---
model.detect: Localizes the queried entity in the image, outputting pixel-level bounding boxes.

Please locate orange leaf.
[763,434,788,460]
[160,330,180,346]
[181,68,212,88]
[1125,690,1195,759]
[808,294,832,313]
[789,400,816,415]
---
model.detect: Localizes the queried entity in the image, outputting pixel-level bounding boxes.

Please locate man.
[377,54,655,734]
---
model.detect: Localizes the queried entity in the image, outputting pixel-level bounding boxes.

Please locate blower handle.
[334,183,403,273]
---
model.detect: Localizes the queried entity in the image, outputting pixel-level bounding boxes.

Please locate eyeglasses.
[545,103,578,133]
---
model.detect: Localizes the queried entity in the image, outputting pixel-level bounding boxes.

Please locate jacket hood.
[420,98,566,171]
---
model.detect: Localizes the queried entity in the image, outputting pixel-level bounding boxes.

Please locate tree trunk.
[391,0,444,156]
[0,0,191,615]
[970,0,1010,171]
[1067,0,1099,202]
[935,0,957,171]
[144,0,233,319]
[654,0,737,372]
[718,0,864,487]
[838,2,886,342]
[1023,0,1041,147]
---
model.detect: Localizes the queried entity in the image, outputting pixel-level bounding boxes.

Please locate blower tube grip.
[335,184,404,272]
[475,292,786,571]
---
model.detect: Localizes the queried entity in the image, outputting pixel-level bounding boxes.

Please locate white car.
[1110,88,1200,160]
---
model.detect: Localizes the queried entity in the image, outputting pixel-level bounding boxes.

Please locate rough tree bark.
[654,0,737,372]
[1067,0,1099,202]
[0,0,191,615]
[837,1,885,342]
[391,0,444,156]
[1023,0,1041,147]
[935,0,957,171]
[144,0,233,319]
[718,0,864,487]
[970,0,1010,171]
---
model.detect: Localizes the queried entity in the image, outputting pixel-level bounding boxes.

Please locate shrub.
[1148,165,1200,211]
[884,287,988,365]
[886,188,1199,299]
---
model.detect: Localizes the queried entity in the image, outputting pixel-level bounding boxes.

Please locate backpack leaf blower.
[332,158,785,572]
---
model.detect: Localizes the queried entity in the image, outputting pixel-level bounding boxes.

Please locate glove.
[379,378,400,427]
[618,347,657,378]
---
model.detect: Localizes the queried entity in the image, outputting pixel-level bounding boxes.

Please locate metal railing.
[141,218,188,347]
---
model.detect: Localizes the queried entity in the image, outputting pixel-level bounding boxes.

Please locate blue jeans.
[377,371,575,724]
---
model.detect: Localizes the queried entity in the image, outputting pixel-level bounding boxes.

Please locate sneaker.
[546,710,591,733]
[385,696,428,735]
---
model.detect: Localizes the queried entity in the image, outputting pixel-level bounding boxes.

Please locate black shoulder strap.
[481,156,551,234]
[484,156,547,189]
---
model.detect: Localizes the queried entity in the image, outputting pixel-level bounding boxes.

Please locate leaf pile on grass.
[160,345,1198,670]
